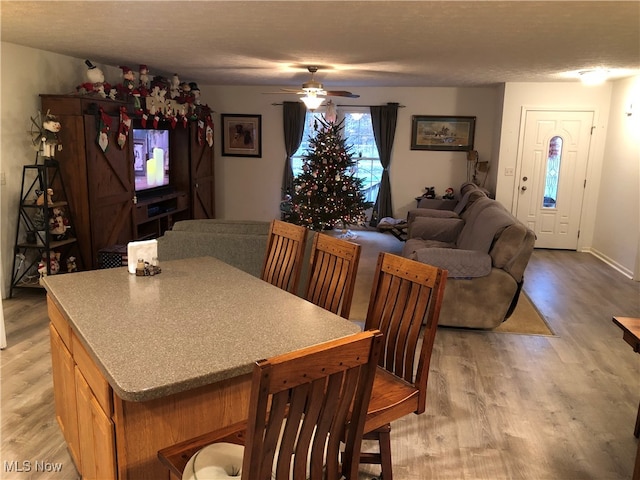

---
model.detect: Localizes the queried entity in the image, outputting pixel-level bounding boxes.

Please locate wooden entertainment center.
[40,95,215,270]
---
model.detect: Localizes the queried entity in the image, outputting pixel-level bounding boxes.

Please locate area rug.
[492,292,555,336]
[330,227,554,337]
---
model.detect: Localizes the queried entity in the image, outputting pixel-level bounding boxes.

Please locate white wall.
[0,42,122,298]
[495,81,613,252]
[591,76,640,279]
[2,43,636,294]
[201,85,500,221]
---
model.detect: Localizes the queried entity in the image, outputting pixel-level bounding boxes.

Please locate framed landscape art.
[221,114,262,157]
[411,115,476,151]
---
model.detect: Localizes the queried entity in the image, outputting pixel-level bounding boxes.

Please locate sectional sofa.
[402,184,536,329]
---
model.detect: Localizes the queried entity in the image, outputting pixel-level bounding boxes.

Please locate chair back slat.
[305,233,361,318]
[242,330,383,479]
[365,252,447,414]
[261,220,307,293]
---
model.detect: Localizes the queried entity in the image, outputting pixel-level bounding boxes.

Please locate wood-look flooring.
[1,249,639,480]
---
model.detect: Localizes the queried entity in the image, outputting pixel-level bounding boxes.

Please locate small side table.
[612,316,640,480]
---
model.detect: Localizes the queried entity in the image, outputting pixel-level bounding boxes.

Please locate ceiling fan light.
[301,94,325,111]
[579,69,609,85]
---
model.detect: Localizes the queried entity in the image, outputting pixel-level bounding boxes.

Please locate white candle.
[146,156,156,186]
[153,147,165,185]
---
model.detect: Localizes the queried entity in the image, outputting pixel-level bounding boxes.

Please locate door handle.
[521,186,527,191]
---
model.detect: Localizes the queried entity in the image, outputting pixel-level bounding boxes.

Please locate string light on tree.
[290,116,372,231]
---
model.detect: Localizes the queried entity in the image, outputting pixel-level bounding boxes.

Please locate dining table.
[42,256,361,479]
[612,316,640,480]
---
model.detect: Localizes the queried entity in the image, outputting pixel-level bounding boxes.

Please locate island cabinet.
[43,257,361,480]
[49,298,116,479]
[47,296,251,480]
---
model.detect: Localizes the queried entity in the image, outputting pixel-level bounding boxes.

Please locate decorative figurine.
[49,207,70,240]
[139,64,150,90]
[84,60,106,97]
[443,187,455,200]
[41,114,62,158]
[35,188,54,206]
[66,256,77,273]
[170,73,181,99]
[38,251,61,280]
[119,66,136,95]
[422,186,436,199]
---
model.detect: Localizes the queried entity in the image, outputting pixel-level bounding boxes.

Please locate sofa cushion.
[157,230,268,277]
[172,219,270,235]
[457,202,514,252]
[408,216,464,242]
[410,247,492,278]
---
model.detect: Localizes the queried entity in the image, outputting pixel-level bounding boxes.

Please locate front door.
[515,110,594,249]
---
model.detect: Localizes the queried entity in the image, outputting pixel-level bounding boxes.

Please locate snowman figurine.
[41,115,62,158]
[85,60,105,96]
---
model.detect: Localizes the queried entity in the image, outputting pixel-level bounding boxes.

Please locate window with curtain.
[292,109,382,203]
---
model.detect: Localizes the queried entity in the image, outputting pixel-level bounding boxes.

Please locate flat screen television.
[132,127,171,197]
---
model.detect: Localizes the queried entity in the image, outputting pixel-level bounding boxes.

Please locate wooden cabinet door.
[49,324,82,471]
[75,368,116,480]
[189,123,215,219]
[84,114,135,268]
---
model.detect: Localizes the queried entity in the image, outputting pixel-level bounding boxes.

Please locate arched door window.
[543,136,563,208]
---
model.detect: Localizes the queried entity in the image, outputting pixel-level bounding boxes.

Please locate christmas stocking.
[117,107,131,149]
[197,119,204,146]
[205,114,214,148]
[97,107,112,152]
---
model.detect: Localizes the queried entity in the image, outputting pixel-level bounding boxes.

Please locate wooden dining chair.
[359,252,448,480]
[304,233,361,319]
[261,219,308,293]
[158,330,383,480]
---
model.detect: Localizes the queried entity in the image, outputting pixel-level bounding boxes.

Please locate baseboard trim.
[584,247,635,280]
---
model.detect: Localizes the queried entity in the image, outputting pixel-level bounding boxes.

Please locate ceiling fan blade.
[280,88,305,94]
[325,90,360,98]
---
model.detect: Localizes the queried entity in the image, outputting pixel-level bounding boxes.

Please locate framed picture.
[411,115,476,151]
[221,114,262,157]
[133,141,146,173]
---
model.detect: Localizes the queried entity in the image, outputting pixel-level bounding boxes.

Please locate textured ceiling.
[1,1,639,89]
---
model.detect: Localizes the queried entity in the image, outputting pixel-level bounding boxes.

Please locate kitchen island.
[43,256,361,479]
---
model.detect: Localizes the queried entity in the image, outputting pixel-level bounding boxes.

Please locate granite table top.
[42,256,361,402]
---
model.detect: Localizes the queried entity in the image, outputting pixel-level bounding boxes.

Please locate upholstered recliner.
[402,190,535,329]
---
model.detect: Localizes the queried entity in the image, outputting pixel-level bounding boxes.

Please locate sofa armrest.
[409,247,492,278]
[407,216,464,242]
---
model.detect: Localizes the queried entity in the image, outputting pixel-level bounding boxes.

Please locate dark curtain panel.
[369,103,399,226]
[282,101,307,196]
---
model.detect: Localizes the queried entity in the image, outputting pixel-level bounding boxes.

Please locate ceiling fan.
[271,66,360,110]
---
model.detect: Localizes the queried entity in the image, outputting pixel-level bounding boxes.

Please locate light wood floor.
[2,248,639,480]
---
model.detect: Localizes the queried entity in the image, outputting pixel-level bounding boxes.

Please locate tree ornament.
[290,117,372,230]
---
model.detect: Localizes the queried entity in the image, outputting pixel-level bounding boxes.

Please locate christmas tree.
[290,117,372,231]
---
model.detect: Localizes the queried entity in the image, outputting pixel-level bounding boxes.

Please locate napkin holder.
[127,239,158,275]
